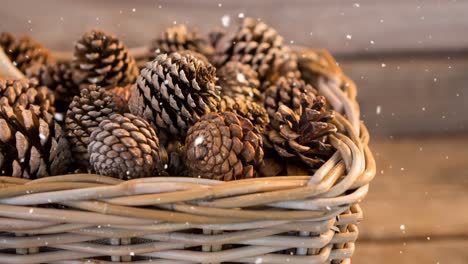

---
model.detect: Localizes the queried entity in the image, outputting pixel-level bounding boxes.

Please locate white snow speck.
[346,34,352,40]
[400,167,405,171]
[381,63,386,68]
[164,80,169,84]
[238,13,245,18]
[400,224,406,231]
[132,8,136,12]
[325,206,331,211]
[39,133,47,141]
[236,73,246,83]
[130,252,135,256]
[158,5,162,9]
[380,19,384,23]
[194,136,204,146]
[126,171,131,175]
[427,236,431,240]
[28,20,32,24]
[433,77,438,82]
[376,105,382,115]
[29,208,34,214]
[218,3,222,7]
[221,15,231,27]
[353,3,360,7]
[255,258,263,264]
[290,40,295,44]
[421,107,426,111]
[370,40,375,44]
[164,164,168,169]
[155,48,161,54]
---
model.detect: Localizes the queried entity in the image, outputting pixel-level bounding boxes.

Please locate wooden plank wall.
[1,0,468,136]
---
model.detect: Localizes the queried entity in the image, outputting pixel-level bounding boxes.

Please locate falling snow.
[238,13,245,18]
[381,63,387,68]
[236,73,246,83]
[346,34,352,40]
[221,15,231,27]
[376,105,382,115]
[194,136,204,146]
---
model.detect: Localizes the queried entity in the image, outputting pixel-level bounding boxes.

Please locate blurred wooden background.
[1,0,467,263]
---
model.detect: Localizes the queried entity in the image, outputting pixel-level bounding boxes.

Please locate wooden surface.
[353,136,468,263]
[2,0,468,55]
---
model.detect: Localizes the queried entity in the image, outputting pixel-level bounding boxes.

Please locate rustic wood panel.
[1,0,468,55]
[359,136,468,240]
[354,239,468,264]
[340,55,468,135]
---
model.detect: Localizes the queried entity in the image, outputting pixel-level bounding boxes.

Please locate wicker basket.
[0,48,376,264]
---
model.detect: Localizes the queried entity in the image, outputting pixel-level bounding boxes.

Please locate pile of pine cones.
[0,17,337,181]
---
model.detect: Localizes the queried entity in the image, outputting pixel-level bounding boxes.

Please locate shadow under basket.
[0,49,376,263]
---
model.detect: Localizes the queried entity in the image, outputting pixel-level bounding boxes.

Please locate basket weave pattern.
[0,49,376,264]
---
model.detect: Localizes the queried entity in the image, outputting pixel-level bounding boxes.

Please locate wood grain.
[1,0,468,55]
[354,239,468,264]
[359,136,468,240]
[340,54,468,135]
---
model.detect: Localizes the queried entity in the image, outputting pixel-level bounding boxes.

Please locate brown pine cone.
[88,113,163,179]
[0,78,55,113]
[26,61,80,113]
[212,17,287,83]
[208,27,226,49]
[185,112,264,181]
[217,61,261,101]
[129,52,220,140]
[160,139,187,176]
[264,94,336,173]
[73,30,139,89]
[218,95,269,131]
[263,76,317,120]
[0,100,71,178]
[265,46,302,89]
[65,85,116,169]
[148,25,214,60]
[106,85,133,113]
[0,32,54,73]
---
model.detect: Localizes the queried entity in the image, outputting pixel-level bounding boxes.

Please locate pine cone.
[218,95,269,131]
[0,32,54,73]
[106,85,133,113]
[160,139,187,176]
[148,25,214,60]
[88,113,163,179]
[264,94,336,173]
[26,61,80,113]
[218,61,261,101]
[213,17,286,83]
[73,30,139,89]
[264,76,317,120]
[208,27,226,49]
[265,46,302,89]
[0,100,71,178]
[65,85,116,169]
[0,78,55,113]
[185,112,264,181]
[129,52,220,140]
